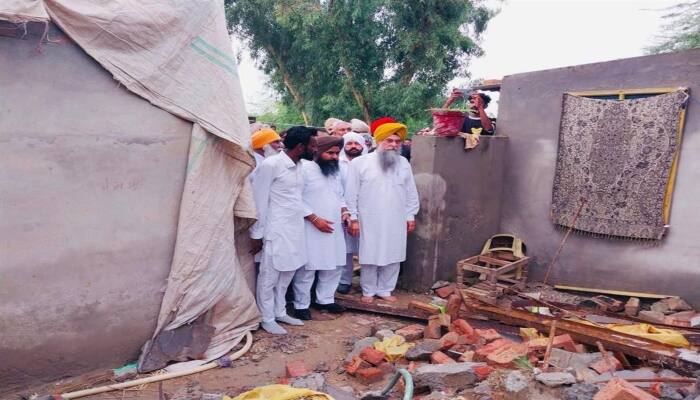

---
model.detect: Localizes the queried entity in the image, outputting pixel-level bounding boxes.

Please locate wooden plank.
[335,294,435,320]
[458,295,700,374]
[477,256,510,266]
[554,285,672,299]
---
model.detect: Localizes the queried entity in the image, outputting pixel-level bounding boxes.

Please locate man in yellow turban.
[344,117,419,304]
[250,128,283,181]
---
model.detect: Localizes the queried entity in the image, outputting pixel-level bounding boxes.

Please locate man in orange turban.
[344,117,419,304]
[250,128,283,181]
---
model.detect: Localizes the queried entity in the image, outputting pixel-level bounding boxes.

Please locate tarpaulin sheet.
[1,0,261,368]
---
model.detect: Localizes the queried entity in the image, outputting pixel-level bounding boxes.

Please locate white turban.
[350,118,370,133]
[343,132,368,155]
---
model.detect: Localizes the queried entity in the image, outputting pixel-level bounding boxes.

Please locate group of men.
[248,117,419,335]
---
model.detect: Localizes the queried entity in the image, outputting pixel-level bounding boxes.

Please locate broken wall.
[497,49,700,307]
[0,24,192,393]
[403,135,507,290]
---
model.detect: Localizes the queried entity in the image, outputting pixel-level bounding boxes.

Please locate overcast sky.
[234,0,680,115]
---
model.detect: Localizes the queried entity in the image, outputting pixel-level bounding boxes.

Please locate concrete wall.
[497,49,700,307]
[402,135,508,291]
[0,24,192,392]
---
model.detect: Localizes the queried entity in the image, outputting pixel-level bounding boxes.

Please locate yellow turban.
[374,122,408,142]
[251,128,281,150]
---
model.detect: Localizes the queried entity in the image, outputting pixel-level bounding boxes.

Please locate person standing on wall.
[250,126,318,334]
[445,90,496,135]
[292,136,348,320]
[337,132,368,294]
[345,118,420,304]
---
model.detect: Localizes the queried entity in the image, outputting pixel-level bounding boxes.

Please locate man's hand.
[250,238,263,255]
[444,89,464,108]
[407,220,416,233]
[312,217,335,233]
[349,220,360,237]
[341,208,352,225]
[470,94,484,110]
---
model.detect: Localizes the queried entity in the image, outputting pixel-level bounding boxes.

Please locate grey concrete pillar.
[401,135,508,291]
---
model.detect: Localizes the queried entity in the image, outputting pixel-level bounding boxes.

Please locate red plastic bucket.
[431,109,466,137]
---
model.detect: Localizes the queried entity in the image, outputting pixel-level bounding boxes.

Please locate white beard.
[378,148,400,171]
[263,144,281,157]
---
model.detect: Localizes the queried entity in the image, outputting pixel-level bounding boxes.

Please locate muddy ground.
[20,307,416,399]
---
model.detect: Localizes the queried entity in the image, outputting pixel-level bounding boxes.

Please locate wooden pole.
[541,320,558,371]
[544,200,586,285]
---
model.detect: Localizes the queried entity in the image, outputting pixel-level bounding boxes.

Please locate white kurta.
[345,151,420,266]
[339,156,360,254]
[250,152,307,271]
[249,151,265,183]
[301,160,346,270]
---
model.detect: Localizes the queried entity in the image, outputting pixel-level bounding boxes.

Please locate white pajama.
[360,262,400,297]
[339,253,355,285]
[293,267,344,309]
[256,251,296,323]
[250,152,307,323]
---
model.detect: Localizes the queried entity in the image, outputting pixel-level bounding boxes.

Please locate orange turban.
[372,117,407,142]
[251,128,281,150]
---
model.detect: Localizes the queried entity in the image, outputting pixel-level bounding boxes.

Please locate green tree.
[646,1,700,54]
[226,0,494,130]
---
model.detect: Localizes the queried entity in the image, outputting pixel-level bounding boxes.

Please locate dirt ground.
[20,307,413,400]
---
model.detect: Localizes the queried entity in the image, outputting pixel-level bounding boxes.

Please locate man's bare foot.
[378,295,397,303]
[361,296,374,304]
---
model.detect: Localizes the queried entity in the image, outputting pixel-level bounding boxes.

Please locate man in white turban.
[337,132,367,294]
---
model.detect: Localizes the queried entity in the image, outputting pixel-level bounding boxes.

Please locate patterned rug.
[551,90,688,240]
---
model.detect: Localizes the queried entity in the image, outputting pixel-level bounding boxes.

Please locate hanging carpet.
[551,90,688,240]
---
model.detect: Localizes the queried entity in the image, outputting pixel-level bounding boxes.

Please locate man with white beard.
[250,128,283,181]
[250,126,318,334]
[345,118,419,304]
[292,136,348,320]
[337,132,367,294]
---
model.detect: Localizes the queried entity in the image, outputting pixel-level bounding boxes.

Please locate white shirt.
[345,151,419,266]
[249,151,265,183]
[301,160,346,270]
[250,152,307,271]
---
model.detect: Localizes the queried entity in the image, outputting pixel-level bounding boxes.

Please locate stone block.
[425,317,443,339]
[639,310,666,324]
[435,284,456,298]
[664,311,698,327]
[505,370,529,393]
[405,339,442,361]
[395,324,424,341]
[450,319,475,336]
[346,356,371,375]
[360,347,386,366]
[459,350,475,362]
[486,342,528,367]
[290,372,325,391]
[625,297,640,317]
[475,328,502,342]
[440,332,460,350]
[374,329,396,341]
[473,365,495,380]
[593,377,659,400]
[412,362,485,391]
[589,356,622,374]
[536,372,577,387]
[345,337,379,363]
[431,350,456,364]
[356,367,384,384]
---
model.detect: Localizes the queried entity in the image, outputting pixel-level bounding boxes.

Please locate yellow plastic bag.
[373,335,414,362]
[520,327,542,341]
[225,384,333,400]
[607,323,690,348]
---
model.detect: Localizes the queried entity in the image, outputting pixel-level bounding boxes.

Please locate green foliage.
[226,0,495,132]
[255,101,306,128]
[646,1,700,54]
[513,356,534,371]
